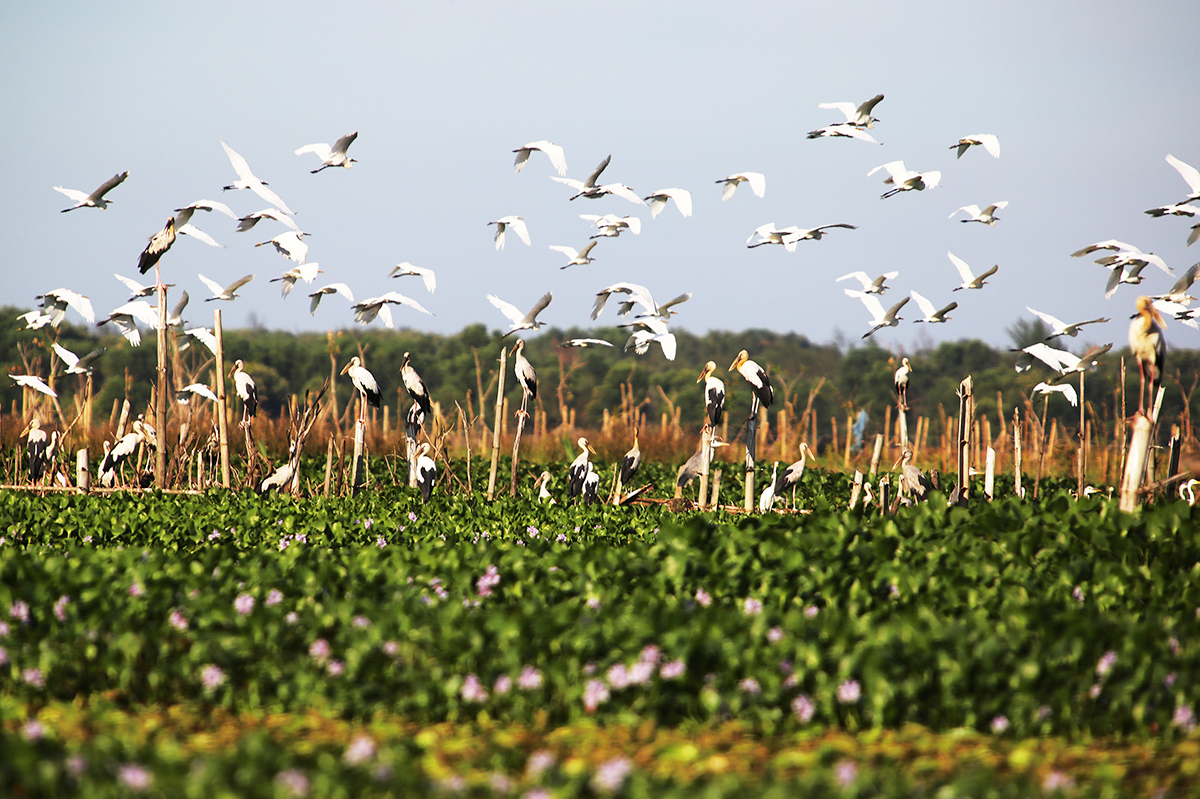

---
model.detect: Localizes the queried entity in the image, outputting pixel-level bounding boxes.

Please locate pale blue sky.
[2,0,1198,354]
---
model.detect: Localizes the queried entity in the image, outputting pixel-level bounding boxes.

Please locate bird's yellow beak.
[339,361,353,375]
[728,354,743,372]
[510,342,521,356]
[20,420,33,437]
[587,441,597,455]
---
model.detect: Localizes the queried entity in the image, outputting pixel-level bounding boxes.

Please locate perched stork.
[415,442,437,503]
[21,418,56,483]
[295,131,358,172]
[341,356,381,423]
[512,339,538,401]
[774,442,815,504]
[567,437,597,499]
[401,352,432,414]
[951,133,1001,159]
[221,141,295,215]
[1129,295,1167,417]
[199,273,255,302]
[260,453,296,494]
[620,428,641,485]
[894,358,912,410]
[512,141,568,175]
[716,172,766,202]
[54,171,128,212]
[137,217,176,275]
[404,402,426,440]
[729,350,773,408]
[697,361,726,428]
[231,359,258,422]
[759,462,779,512]
[489,291,552,336]
[581,462,600,506]
[895,450,934,500]
[533,471,557,503]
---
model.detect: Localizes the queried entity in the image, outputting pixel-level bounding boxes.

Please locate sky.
[2,0,1199,358]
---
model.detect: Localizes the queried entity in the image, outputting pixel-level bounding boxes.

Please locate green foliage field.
[1,471,1199,796]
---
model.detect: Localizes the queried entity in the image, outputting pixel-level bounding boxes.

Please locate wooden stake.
[698,425,712,510]
[744,396,760,511]
[869,433,883,477]
[1013,406,1023,498]
[486,347,506,502]
[155,283,168,488]
[213,310,231,488]
[510,391,530,497]
[76,449,89,491]
[984,447,995,500]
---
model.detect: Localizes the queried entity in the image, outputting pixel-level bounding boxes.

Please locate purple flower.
[835,760,858,788]
[461,674,488,702]
[526,525,539,536]
[783,673,799,689]
[267,590,284,607]
[739,677,761,694]
[309,639,331,663]
[353,615,370,628]
[343,734,376,765]
[22,668,44,688]
[1043,771,1075,792]
[695,589,712,607]
[201,664,226,691]
[837,679,861,704]
[1096,650,1117,678]
[128,583,144,598]
[0,621,9,637]
[286,612,299,624]
[375,536,387,548]
[53,595,70,621]
[792,694,815,723]
[408,511,417,522]
[476,565,501,597]
[591,757,632,794]
[804,605,820,618]
[767,626,784,643]
[208,529,221,542]
[489,772,513,793]
[525,750,555,779]
[1170,636,1182,656]
[363,518,374,530]
[606,663,630,690]
[1089,683,1102,699]
[66,755,87,779]
[582,679,610,713]
[1165,672,1177,688]
[1174,705,1196,732]
[10,600,30,623]
[1072,586,1085,603]
[518,666,543,690]
[494,674,512,695]
[118,764,153,792]
[639,645,661,665]
[742,597,763,616]
[523,791,551,799]
[383,641,400,657]
[660,659,686,680]
[169,610,189,631]
[234,593,255,615]
[991,715,1009,734]
[629,660,654,685]
[21,720,44,741]
[326,659,344,676]
[275,769,310,797]
[586,597,601,610]
[0,647,7,666]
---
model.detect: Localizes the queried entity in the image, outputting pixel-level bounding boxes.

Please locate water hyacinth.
[767,626,784,642]
[991,715,1009,734]
[1096,650,1117,678]
[742,597,763,616]
[476,565,501,597]
[383,641,400,657]
[117,764,153,792]
[606,663,630,690]
[1173,705,1196,732]
[0,647,7,666]
[168,609,189,631]
[309,639,331,663]
[837,679,861,704]
[10,600,30,623]
[525,750,555,779]
[128,583,144,598]
[494,674,512,695]
[266,589,284,606]
[0,621,9,637]
[695,588,712,607]
[326,659,344,676]
[518,666,543,690]
[660,659,686,680]
[23,668,45,688]
[591,757,632,795]
[835,760,858,788]
[343,734,376,765]
[461,674,488,702]
[201,664,226,691]
[234,593,255,615]
[582,679,610,713]
[21,719,44,741]
[792,694,816,723]
[739,677,761,694]
[53,595,70,621]
[275,769,310,797]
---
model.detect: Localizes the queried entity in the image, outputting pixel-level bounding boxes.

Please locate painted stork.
[894,358,912,410]
[221,141,295,215]
[401,352,432,415]
[511,339,538,402]
[295,131,358,172]
[137,217,176,275]
[341,356,381,422]
[199,273,255,302]
[620,428,641,485]
[513,141,568,175]
[21,418,56,483]
[567,437,597,499]
[415,442,437,503]
[951,133,1001,159]
[698,361,726,428]
[490,291,552,336]
[231,359,258,421]
[729,350,773,408]
[1129,295,1167,417]
[716,172,765,202]
[488,216,531,250]
[54,171,128,212]
[818,93,884,127]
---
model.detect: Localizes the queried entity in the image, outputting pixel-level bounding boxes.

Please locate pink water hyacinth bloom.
[234,593,255,615]
[0,621,9,636]
[267,590,283,606]
[629,660,655,685]
[461,674,488,702]
[353,616,370,628]
[606,663,631,690]
[0,647,7,666]
[477,565,501,597]
[695,589,712,607]
[837,679,861,704]
[118,764,153,792]
[23,668,45,688]
[524,790,551,799]
[739,677,761,694]
[1096,650,1117,678]
[169,610,189,631]
[525,750,555,778]
[767,626,784,643]
[375,536,387,548]
[383,641,400,657]
[309,639,331,663]
[21,720,44,741]
[326,659,344,676]
[489,772,513,793]
[591,757,632,794]
[639,645,661,665]
[517,666,543,690]
[582,679,610,713]
[1165,673,1177,688]
[792,694,815,723]
[343,733,376,765]
[804,605,820,618]
[53,595,70,621]
[494,674,512,695]
[660,659,686,680]
[1170,636,1182,656]
[1089,684,1102,699]
[1042,771,1075,792]
[1072,586,1085,602]
[742,597,763,616]
[586,597,601,609]
[835,760,858,788]
[66,754,87,778]
[1174,705,1197,732]
[408,511,417,522]
[275,768,310,797]
[128,583,144,598]
[10,600,29,623]
[286,612,299,624]
[201,664,226,691]
[991,715,1009,734]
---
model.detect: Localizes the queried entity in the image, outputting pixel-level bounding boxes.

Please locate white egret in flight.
[512,141,567,176]
[295,131,358,172]
[488,291,552,335]
[390,263,436,293]
[950,202,1008,226]
[549,241,598,269]
[716,172,765,202]
[845,290,910,338]
[643,188,693,218]
[869,161,941,198]
[909,291,957,323]
[818,93,884,127]
[951,134,1001,159]
[947,252,998,291]
[488,216,530,250]
[220,141,294,215]
[308,283,354,315]
[54,171,128,212]
[198,274,255,302]
[837,271,898,295]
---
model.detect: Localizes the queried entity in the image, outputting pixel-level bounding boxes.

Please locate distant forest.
[5,307,1199,448]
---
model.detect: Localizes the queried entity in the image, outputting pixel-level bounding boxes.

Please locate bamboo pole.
[698,426,712,510]
[350,419,365,494]
[1035,395,1049,499]
[510,391,530,497]
[1013,406,1023,498]
[486,347,507,501]
[744,396,761,511]
[154,283,168,488]
[76,449,89,491]
[984,447,995,500]
[213,310,230,488]
[956,376,974,502]
[1077,370,1086,498]
[869,433,883,477]
[1120,414,1154,512]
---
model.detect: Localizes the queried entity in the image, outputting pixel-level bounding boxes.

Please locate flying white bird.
[551,155,641,203]
[17,310,54,329]
[1031,382,1078,407]
[114,273,170,301]
[236,208,302,234]
[947,251,998,291]
[846,290,910,338]
[1144,202,1200,218]
[806,125,880,144]
[220,141,294,215]
[488,291,552,335]
[307,283,354,315]
[1093,248,1172,277]
[176,383,218,404]
[37,288,96,326]
[1165,154,1200,202]
[97,300,159,346]
[837,271,898,294]
[581,213,641,238]
[198,273,255,302]
[10,374,57,397]
[390,263,436,293]
[54,171,128,212]
[512,141,567,176]
[1070,239,1141,259]
[818,93,884,127]
[951,134,1001,159]
[488,216,530,250]
[716,172,765,202]
[950,202,1008,226]
[910,291,957,323]
[621,317,678,360]
[173,199,237,248]
[270,263,321,297]
[352,292,434,328]
[591,282,653,319]
[747,223,804,251]
[179,327,218,355]
[166,291,189,328]
[1153,262,1200,304]
[52,342,105,375]
[1013,342,1112,376]
[256,230,309,264]
[549,241,598,269]
[559,338,613,348]
[642,188,693,218]
[869,161,941,198]
[1026,307,1110,339]
[295,131,358,172]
